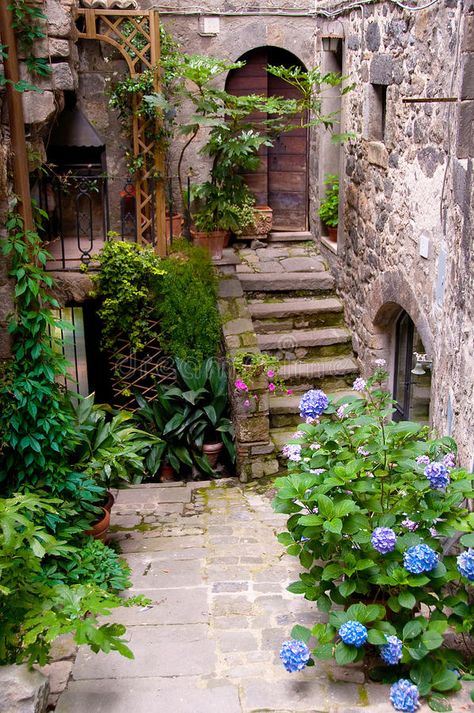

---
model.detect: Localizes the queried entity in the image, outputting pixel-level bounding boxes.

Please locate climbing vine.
[1,1,51,92]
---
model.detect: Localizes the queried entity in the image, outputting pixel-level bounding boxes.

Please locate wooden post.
[149,9,167,257]
[0,2,34,232]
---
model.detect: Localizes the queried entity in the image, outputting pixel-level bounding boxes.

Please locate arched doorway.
[226,47,308,232]
[393,310,432,423]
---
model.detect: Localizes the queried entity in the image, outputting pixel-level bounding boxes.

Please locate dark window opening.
[368,83,387,142]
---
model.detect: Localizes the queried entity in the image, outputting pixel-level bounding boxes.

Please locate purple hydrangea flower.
[442,452,456,469]
[336,403,348,419]
[309,443,321,450]
[380,635,403,665]
[279,639,310,672]
[375,358,386,367]
[299,389,329,419]
[352,377,366,392]
[309,468,325,475]
[401,519,418,532]
[403,544,439,574]
[457,549,474,582]
[338,620,368,648]
[358,446,369,456]
[389,679,420,712]
[282,444,302,462]
[371,527,397,554]
[424,462,450,490]
[415,455,430,465]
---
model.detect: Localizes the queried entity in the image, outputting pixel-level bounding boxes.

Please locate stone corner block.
[46,0,74,37]
[0,664,50,713]
[22,91,55,125]
[366,141,388,169]
[52,63,75,91]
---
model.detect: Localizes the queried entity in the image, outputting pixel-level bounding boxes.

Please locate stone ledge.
[0,665,49,713]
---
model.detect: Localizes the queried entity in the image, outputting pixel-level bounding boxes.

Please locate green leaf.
[421,630,444,651]
[321,563,342,581]
[338,580,356,598]
[403,620,425,640]
[287,580,307,594]
[317,594,332,613]
[313,642,334,660]
[460,533,474,547]
[335,642,358,665]
[291,625,311,643]
[431,669,460,692]
[398,591,417,609]
[427,695,452,712]
[367,629,388,645]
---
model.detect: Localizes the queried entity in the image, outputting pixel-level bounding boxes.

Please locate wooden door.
[226,47,308,231]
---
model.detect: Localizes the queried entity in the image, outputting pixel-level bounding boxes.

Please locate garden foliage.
[273,366,474,711]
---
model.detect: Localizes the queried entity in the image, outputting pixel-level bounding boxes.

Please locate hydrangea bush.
[273,366,474,711]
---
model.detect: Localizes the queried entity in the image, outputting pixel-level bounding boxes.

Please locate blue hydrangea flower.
[282,443,302,462]
[299,389,329,419]
[338,620,368,648]
[457,549,474,582]
[424,462,450,490]
[279,639,310,672]
[380,635,403,665]
[389,679,420,712]
[403,544,439,574]
[371,527,397,554]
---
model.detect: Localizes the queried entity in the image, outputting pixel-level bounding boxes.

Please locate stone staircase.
[234,235,359,465]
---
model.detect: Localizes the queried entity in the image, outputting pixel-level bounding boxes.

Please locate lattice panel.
[76,9,167,255]
[110,321,177,408]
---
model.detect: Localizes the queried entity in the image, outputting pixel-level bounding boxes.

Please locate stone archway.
[226,47,309,232]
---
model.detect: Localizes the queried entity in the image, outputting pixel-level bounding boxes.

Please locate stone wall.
[330,0,474,469]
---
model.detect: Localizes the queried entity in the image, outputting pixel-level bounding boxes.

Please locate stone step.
[269,389,359,429]
[258,326,351,353]
[250,297,345,333]
[239,271,334,294]
[268,231,313,243]
[278,355,359,389]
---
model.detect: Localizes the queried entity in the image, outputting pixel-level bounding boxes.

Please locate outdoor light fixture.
[411,353,433,376]
[322,36,341,52]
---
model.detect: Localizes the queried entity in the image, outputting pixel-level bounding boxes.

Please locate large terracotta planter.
[85,507,110,542]
[327,226,338,242]
[103,490,115,512]
[240,205,273,237]
[191,229,229,259]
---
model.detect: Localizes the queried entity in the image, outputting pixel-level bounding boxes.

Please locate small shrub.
[318,174,339,228]
[157,242,221,361]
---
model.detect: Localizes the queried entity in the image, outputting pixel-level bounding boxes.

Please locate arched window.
[393,310,431,423]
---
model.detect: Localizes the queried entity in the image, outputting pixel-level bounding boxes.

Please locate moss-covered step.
[269,389,361,429]
[239,271,334,293]
[249,296,345,332]
[257,326,352,361]
[277,355,359,390]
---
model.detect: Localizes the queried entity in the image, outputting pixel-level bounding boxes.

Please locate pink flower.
[243,399,250,408]
[268,383,276,392]
[267,369,275,378]
[234,379,248,392]
[287,389,294,395]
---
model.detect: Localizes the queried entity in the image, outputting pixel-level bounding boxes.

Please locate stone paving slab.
[56,480,469,713]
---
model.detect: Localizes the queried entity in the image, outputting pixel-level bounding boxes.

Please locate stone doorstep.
[248,296,344,320]
[268,231,313,242]
[257,326,351,352]
[239,272,335,292]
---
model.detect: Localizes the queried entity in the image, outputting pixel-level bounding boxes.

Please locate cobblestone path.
[56,480,471,713]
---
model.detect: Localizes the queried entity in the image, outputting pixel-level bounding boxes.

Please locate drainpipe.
[0,1,34,232]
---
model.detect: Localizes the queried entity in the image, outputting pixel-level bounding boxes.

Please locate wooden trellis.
[110,321,176,408]
[76,8,167,256]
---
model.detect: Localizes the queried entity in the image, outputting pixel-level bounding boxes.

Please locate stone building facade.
[1,0,473,468]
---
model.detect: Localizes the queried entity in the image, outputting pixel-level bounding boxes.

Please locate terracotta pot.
[85,507,110,542]
[103,490,115,512]
[191,229,229,259]
[327,226,338,242]
[240,205,273,237]
[165,213,183,243]
[159,463,175,482]
[203,442,224,468]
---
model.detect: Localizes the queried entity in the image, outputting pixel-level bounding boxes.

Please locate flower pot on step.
[191,229,229,260]
[202,442,224,468]
[327,226,338,242]
[85,507,110,542]
[159,463,175,482]
[166,213,183,244]
[240,205,273,238]
[103,490,115,512]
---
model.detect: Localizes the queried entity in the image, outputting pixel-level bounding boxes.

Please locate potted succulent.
[318,173,339,242]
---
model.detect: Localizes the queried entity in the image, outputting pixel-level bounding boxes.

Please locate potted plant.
[318,173,339,242]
